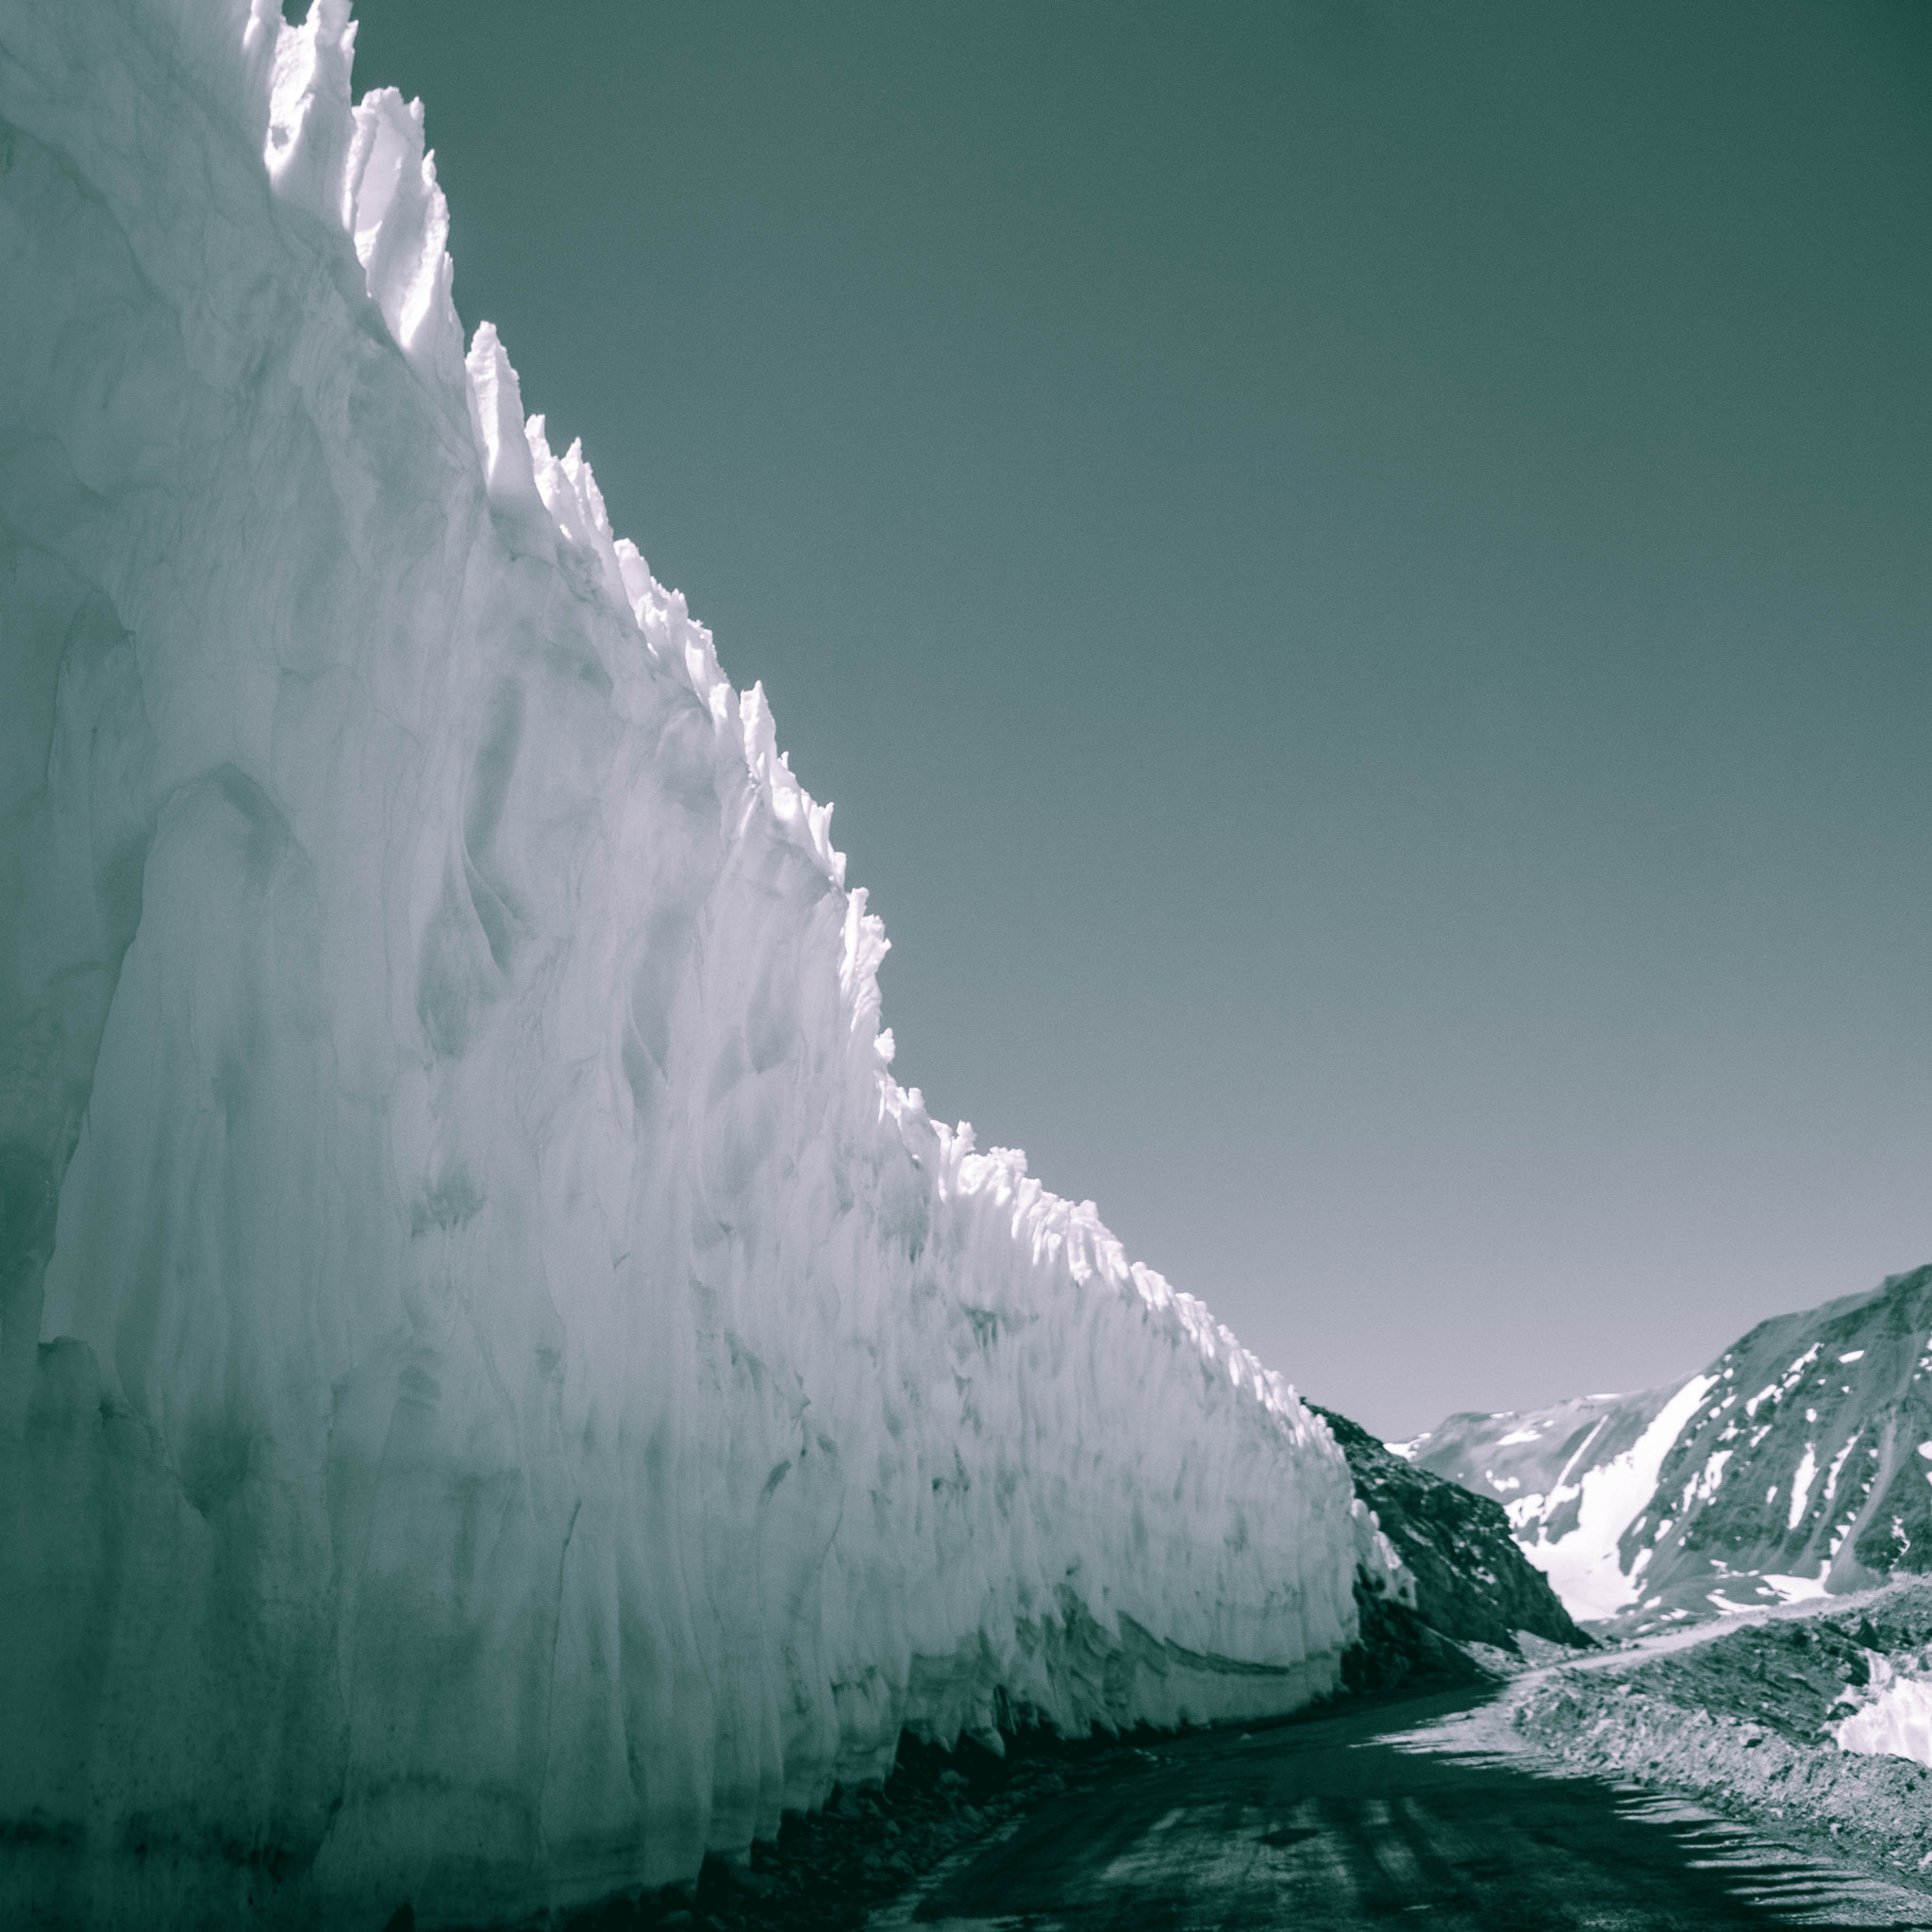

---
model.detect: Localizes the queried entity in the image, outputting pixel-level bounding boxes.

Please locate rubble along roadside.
[552,1590,1502,1932]
[543,1732,1081,1932]
[547,1721,1250,1932]
[1441,1581,1932,1895]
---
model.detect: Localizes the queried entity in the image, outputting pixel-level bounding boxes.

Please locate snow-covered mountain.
[1406,1265,1932,1635]
[0,2,1369,1924]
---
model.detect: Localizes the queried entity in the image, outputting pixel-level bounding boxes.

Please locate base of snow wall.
[0,1343,1341,1932]
[0,0,1357,1925]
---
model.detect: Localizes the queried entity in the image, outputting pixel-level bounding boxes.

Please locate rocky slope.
[1406,1265,1932,1634]
[1312,1405,1589,1655]
[1494,1584,1932,1891]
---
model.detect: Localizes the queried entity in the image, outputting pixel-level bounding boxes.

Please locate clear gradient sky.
[344,0,1931,1439]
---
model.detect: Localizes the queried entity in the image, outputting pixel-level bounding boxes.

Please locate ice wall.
[0,0,1362,1924]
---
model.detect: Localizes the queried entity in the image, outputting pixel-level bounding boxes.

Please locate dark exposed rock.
[556,1729,1140,1931]
[1311,1402,1591,1654]
[1340,1574,1497,1693]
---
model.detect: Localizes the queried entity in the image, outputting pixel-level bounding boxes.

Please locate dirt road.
[870,1686,1932,1930]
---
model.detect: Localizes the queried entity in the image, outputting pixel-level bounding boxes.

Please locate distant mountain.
[1401,1266,1932,1635]
[1310,1405,1590,1656]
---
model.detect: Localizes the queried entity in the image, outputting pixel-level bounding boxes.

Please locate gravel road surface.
[871,1687,1932,1930]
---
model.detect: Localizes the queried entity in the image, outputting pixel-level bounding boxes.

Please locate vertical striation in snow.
[0,1,1363,1924]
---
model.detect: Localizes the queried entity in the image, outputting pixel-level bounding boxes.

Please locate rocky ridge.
[1312,1404,1590,1657]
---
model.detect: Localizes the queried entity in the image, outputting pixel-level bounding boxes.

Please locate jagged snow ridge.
[0,0,1362,1924]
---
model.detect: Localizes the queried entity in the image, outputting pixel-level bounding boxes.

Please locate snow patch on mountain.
[1511,1375,1717,1623]
[1788,1442,1819,1533]
[1411,1268,1932,1634]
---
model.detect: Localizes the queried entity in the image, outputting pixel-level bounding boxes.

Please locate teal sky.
[346,0,1932,1439]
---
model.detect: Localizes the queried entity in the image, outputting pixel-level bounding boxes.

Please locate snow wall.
[0,0,1366,1924]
